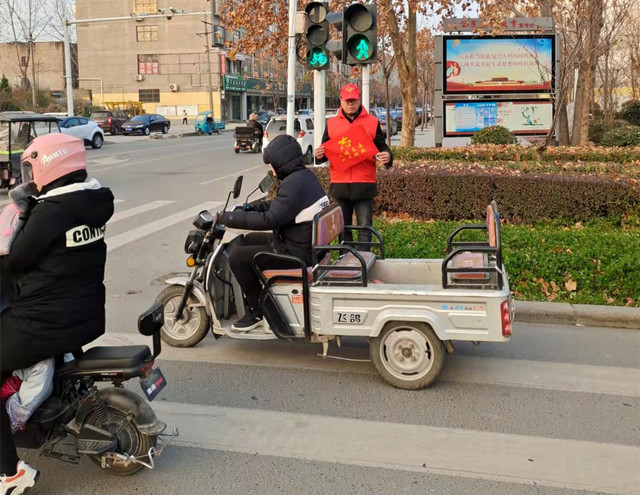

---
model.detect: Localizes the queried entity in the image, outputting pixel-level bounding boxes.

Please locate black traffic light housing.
[343,3,377,65]
[305,2,330,70]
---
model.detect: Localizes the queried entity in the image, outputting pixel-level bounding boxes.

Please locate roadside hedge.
[312,163,640,222]
[391,144,640,164]
[376,216,639,307]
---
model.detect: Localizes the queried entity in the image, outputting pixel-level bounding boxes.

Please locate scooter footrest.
[76,425,117,455]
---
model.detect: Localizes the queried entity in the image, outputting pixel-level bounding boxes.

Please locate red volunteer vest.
[326,108,380,184]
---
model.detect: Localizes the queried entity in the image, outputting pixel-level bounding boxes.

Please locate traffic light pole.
[313,70,326,150]
[362,65,370,112]
[286,0,297,136]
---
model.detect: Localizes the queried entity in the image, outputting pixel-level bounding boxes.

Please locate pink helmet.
[20,133,86,188]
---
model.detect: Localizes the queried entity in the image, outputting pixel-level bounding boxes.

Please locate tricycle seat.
[311,204,385,286]
[443,201,503,289]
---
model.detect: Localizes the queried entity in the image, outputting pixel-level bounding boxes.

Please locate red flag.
[323,125,378,169]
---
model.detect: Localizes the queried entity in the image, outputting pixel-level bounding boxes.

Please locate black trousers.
[335,197,374,249]
[228,233,279,312]
[0,310,50,474]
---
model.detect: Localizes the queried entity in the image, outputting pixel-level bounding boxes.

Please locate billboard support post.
[434,35,443,147]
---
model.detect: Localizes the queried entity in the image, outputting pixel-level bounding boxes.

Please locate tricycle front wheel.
[370,321,445,390]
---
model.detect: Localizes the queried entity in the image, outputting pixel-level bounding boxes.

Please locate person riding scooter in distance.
[218,134,329,331]
[0,133,114,495]
[247,113,264,149]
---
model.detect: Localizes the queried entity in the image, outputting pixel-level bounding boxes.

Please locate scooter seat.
[75,346,151,370]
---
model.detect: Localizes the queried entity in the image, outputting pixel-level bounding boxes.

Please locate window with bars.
[138,54,160,74]
[136,25,158,42]
[139,89,160,103]
[132,0,157,14]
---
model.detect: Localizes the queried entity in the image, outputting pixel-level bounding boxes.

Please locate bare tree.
[416,27,434,131]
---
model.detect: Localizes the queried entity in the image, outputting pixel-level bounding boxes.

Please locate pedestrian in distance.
[314,83,393,249]
[182,110,188,125]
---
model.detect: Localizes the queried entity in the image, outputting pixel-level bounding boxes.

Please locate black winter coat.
[0,175,114,357]
[219,135,328,265]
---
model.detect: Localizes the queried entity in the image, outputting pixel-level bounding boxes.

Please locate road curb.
[515,301,640,330]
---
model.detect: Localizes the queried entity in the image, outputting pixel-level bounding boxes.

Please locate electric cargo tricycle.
[0,112,61,190]
[194,111,225,135]
[156,176,514,390]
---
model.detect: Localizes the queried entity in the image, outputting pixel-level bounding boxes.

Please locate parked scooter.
[13,303,178,475]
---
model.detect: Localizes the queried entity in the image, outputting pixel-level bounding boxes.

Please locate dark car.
[91,110,129,135]
[390,110,403,131]
[121,114,171,136]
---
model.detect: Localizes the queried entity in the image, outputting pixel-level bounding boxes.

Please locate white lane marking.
[94,137,233,158]
[114,199,125,204]
[92,145,231,173]
[86,157,131,168]
[199,164,265,185]
[109,200,173,224]
[92,333,640,397]
[105,201,221,252]
[151,401,640,494]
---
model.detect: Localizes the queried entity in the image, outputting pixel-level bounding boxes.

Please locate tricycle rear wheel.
[370,321,445,390]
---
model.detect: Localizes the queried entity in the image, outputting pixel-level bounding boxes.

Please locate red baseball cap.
[340,84,361,100]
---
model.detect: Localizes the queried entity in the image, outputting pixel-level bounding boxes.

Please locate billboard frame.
[443,98,554,137]
[442,34,556,96]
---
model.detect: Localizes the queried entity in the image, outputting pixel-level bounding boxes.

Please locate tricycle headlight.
[184,230,204,254]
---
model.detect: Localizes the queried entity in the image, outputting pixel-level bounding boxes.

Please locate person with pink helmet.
[0,133,114,494]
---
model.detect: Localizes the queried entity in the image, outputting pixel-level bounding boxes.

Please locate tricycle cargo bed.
[306,258,511,343]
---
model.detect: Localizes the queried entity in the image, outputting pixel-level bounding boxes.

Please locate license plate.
[140,367,167,402]
[125,128,131,131]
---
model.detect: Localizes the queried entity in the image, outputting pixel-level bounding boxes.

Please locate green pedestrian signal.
[343,3,377,65]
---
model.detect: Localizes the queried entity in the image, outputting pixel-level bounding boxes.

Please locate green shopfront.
[223,75,246,122]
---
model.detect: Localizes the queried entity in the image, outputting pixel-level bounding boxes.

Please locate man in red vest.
[315,83,393,248]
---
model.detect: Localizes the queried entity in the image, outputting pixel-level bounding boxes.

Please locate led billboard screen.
[443,35,554,94]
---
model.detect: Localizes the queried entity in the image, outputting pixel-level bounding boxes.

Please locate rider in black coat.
[0,133,113,491]
[218,134,328,331]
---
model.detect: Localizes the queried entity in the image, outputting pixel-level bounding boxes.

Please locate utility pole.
[198,18,215,119]
[286,0,296,136]
[29,32,37,107]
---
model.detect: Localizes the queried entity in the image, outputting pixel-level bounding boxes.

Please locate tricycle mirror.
[233,176,243,199]
[258,173,274,193]
[193,210,214,230]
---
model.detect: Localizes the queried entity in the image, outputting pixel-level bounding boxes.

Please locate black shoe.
[231,312,263,331]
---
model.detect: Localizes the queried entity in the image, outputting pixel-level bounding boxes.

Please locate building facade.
[0,41,75,93]
[75,0,310,122]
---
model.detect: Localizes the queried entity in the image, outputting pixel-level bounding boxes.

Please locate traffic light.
[343,3,377,65]
[305,2,330,70]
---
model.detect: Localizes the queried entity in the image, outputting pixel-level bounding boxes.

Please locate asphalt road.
[6,134,639,495]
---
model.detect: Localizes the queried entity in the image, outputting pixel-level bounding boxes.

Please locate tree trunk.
[421,84,427,131]
[557,101,570,145]
[382,0,417,147]
[572,0,604,145]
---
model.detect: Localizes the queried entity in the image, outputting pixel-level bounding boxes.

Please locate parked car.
[121,114,170,135]
[263,116,315,164]
[388,110,403,131]
[377,112,398,136]
[257,111,275,126]
[59,117,104,149]
[90,110,129,135]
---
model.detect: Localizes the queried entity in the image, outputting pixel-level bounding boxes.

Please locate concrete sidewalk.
[515,301,640,330]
